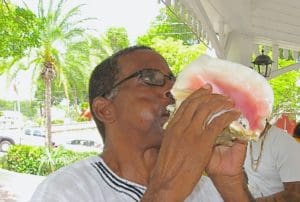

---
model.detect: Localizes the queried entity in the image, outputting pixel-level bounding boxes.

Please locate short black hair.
[88,45,155,141]
[294,122,300,138]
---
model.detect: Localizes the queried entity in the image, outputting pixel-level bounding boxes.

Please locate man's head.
[89,46,175,142]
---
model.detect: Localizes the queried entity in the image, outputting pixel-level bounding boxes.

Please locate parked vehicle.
[0,127,50,152]
[0,110,24,130]
[61,138,102,153]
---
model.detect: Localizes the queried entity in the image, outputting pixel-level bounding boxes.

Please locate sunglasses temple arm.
[112,72,140,89]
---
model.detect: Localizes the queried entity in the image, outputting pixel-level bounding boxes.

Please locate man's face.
[111,49,175,148]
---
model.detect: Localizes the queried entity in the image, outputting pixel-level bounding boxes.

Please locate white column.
[293,50,298,62]
[225,32,253,67]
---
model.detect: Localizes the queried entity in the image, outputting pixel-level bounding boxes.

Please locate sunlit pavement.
[0,169,45,202]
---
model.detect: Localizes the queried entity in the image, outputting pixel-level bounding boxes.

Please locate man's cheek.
[139,110,156,124]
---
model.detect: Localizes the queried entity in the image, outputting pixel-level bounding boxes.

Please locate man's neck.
[101,143,160,186]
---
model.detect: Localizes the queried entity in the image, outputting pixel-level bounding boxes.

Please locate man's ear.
[92,97,115,123]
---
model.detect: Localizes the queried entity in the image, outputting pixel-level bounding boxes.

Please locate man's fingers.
[169,85,212,125]
[192,95,235,128]
[203,110,241,144]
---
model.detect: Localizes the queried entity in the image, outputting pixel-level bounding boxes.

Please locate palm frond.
[70,17,97,26]
[59,70,69,100]
[63,28,85,40]
[57,4,85,29]
[53,0,65,22]
[0,57,20,75]
[47,0,54,18]
[38,0,44,18]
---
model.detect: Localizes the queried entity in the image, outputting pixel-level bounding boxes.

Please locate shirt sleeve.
[271,127,300,182]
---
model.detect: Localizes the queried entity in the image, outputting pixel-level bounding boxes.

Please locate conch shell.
[168,55,274,146]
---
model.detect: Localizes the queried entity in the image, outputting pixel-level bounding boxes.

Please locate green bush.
[1,145,97,176]
[51,119,64,124]
[35,117,44,126]
[5,145,44,174]
[76,116,89,122]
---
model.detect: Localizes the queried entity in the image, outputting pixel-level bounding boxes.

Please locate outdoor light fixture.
[252,49,273,77]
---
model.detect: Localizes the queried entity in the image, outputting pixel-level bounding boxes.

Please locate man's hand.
[207,140,247,176]
[142,84,241,201]
[206,141,252,201]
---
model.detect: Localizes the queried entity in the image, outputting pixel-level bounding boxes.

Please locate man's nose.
[163,77,176,103]
[164,91,175,104]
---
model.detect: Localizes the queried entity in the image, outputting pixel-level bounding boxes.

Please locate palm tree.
[3,0,92,148]
[3,0,131,148]
[35,0,93,147]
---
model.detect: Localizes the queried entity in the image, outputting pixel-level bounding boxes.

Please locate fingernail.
[202,83,211,89]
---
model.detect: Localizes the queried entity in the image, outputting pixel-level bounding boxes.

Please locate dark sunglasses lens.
[141,70,165,86]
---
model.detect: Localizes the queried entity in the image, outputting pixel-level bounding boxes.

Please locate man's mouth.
[160,104,176,128]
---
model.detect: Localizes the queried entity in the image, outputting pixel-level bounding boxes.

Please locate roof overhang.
[160,0,300,77]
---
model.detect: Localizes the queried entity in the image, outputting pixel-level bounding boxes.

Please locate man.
[31,46,251,201]
[244,122,300,201]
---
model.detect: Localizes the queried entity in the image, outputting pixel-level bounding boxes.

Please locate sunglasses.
[102,68,176,98]
[105,68,175,96]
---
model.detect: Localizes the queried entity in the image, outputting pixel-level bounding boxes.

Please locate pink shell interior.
[172,55,274,133]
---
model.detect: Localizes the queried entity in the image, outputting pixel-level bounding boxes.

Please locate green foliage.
[4,0,93,108]
[138,37,206,75]
[0,99,14,110]
[34,27,131,106]
[2,145,97,176]
[136,7,206,75]
[0,2,43,59]
[269,59,300,115]
[76,116,89,122]
[278,48,295,60]
[0,99,39,119]
[137,7,199,45]
[255,46,299,115]
[103,27,130,52]
[36,117,45,126]
[87,34,113,67]
[278,58,296,69]
[4,145,44,174]
[20,101,39,118]
[51,119,64,124]
[80,102,89,111]
[61,40,92,103]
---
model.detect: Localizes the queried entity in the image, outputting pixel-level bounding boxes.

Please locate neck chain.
[249,122,272,171]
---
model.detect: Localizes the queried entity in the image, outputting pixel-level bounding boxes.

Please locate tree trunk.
[45,76,52,148]
[41,61,56,149]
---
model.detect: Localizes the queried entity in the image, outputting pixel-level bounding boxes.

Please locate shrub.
[51,119,64,124]
[1,145,97,176]
[76,116,89,122]
[5,145,44,174]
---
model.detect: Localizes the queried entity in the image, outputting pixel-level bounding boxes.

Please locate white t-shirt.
[244,126,300,198]
[30,156,223,202]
